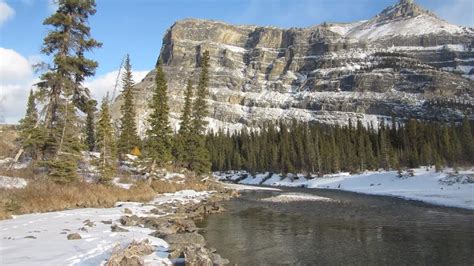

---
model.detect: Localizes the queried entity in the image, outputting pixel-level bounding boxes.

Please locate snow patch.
[261,193,334,203]
[0,176,28,189]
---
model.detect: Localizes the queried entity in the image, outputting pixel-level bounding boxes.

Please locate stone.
[183,245,213,266]
[111,225,129,232]
[211,253,230,265]
[164,233,206,250]
[106,240,154,266]
[67,233,82,240]
[83,219,95,227]
[123,208,133,214]
[120,215,140,226]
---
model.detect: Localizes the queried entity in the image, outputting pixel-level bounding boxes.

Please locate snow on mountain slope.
[329,0,471,41]
[345,14,467,41]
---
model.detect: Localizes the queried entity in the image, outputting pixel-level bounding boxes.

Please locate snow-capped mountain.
[330,0,472,41]
[111,0,473,134]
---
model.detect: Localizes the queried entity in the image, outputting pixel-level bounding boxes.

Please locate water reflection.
[197,188,474,265]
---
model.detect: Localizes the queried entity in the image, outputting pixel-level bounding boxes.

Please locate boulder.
[120,215,140,226]
[106,240,154,266]
[111,225,129,232]
[67,233,82,240]
[164,233,206,251]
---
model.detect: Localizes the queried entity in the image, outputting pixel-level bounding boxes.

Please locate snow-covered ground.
[0,176,28,189]
[0,190,213,266]
[216,168,474,209]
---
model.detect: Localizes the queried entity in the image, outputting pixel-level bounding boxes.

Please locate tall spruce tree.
[144,61,173,167]
[17,90,44,160]
[96,96,117,183]
[46,99,84,183]
[84,99,97,151]
[36,0,101,182]
[174,80,194,166]
[118,54,141,156]
[188,51,212,174]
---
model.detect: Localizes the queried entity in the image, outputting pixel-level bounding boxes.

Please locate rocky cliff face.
[112,0,474,134]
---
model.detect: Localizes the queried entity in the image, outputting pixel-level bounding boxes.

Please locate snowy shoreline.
[0,189,231,265]
[215,168,474,210]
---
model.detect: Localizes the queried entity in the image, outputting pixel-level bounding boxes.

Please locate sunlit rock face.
[111,0,474,135]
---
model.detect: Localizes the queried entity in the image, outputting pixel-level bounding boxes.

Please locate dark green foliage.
[84,99,97,152]
[174,80,194,167]
[38,0,102,127]
[45,98,84,184]
[118,54,141,156]
[144,61,173,166]
[96,96,117,184]
[461,116,474,162]
[17,90,45,160]
[207,118,474,175]
[35,0,101,182]
[187,51,212,175]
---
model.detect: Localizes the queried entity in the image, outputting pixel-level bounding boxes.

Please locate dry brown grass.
[0,180,156,220]
[150,177,209,194]
[0,125,19,158]
[0,166,37,180]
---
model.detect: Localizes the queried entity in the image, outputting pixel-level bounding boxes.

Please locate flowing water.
[196,187,474,265]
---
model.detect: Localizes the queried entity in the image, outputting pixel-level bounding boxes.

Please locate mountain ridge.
[111,0,474,135]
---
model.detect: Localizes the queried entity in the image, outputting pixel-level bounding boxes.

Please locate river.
[196,186,474,265]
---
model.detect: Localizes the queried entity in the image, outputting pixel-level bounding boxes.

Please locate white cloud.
[0,47,150,124]
[0,47,33,84]
[0,0,15,27]
[0,47,37,124]
[85,70,149,103]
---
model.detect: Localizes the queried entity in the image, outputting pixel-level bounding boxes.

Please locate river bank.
[216,167,474,209]
[0,186,238,265]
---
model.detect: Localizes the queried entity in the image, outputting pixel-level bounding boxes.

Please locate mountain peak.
[376,0,434,23]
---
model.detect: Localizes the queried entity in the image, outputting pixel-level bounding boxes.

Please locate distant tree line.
[206,117,474,175]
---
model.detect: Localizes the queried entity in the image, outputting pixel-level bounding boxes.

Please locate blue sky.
[0,0,473,123]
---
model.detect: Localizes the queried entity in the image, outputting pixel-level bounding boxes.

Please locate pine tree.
[46,98,84,183]
[118,54,141,156]
[379,125,390,170]
[304,125,316,174]
[96,96,117,183]
[17,90,44,160]
[36,0,101,181]
[84,99,97,152]
[461,116,474,163]
[174,80,194,167]
[187,51,212,175]
[441,125,454,166]
[144,61,173,167]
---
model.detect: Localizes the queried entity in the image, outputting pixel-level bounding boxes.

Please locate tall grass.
[0,181,156,220]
